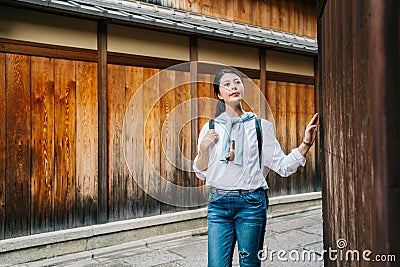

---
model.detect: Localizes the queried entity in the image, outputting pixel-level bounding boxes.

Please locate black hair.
[213,68,244,117]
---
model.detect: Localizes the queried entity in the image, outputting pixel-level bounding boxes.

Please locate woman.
[193,68,319,267]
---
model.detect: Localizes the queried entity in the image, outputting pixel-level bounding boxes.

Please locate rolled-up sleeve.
[192,123,209,180]
[262,120,306,177]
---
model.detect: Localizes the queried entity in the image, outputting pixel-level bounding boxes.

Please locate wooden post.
[369,0,400,259]
[97,20,108,224]
[190,36,198,206]
[259,48,267,119]
[313,56,320,192]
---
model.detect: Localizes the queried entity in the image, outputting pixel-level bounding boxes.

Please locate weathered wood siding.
[0,55,317,238]
[138,0,317,37]
[319,0,400,264]
[320,0,373,262]
[0,55,98,238]
[266,81,317,197]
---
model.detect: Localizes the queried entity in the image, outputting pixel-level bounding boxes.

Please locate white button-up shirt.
[193,117,306,190]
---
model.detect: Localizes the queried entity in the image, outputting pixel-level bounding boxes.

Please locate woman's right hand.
[200,130,219,150]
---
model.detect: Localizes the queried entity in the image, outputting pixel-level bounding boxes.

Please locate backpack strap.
[209,119,215,129]
[255,117,263,168]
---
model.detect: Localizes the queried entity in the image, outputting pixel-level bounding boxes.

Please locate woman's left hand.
[304,113,319,144]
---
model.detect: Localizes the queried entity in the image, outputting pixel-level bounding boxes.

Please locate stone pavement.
[27,208,323,267]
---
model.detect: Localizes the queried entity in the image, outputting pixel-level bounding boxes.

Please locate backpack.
[209,117,263,168]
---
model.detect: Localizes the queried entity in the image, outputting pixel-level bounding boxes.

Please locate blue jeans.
[207,187,268,267]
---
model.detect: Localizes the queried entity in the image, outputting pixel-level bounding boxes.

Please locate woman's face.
[217,73,244,104]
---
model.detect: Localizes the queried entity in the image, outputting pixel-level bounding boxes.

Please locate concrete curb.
[22,228,209,267]
[0,208,208,253]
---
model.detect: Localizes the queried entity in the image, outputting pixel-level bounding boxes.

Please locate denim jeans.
[207,187,268,267]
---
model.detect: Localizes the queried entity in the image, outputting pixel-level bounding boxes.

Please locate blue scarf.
[214,112,256,166]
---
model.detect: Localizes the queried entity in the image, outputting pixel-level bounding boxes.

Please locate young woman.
[193,68,319,267]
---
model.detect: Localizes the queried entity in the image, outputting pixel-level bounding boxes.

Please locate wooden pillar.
[259,48,267,118]
[97,20,108,223]
[190,36,199,205]
[369,0,400,260]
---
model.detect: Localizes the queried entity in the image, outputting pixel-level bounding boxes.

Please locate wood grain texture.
[163,0,316,37]
[275,82,287,195]
[0,38,97,62]
[319,0,378,260]
[125,66,144,218]
[5,54,31,238]
[143,68,160,216]
[264,80,316,197]
[159,70,177,214]
[286,82,297,195]
[0,53,5,239]
[305,84,315,193]
[296,83,307,194]
[197,73,214,132]
[107,64,126,221]
[75,61,98,226]
[175,71,191,208]
[54,59,76,230]
[265,80,277,192]
[30,56,55,234]
[196,73,213,188]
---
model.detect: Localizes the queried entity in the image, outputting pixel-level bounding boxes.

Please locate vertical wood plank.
[143,68,160,216]
[265,80,277,195]
[107,64,126,221]
[288,0,296,34]
[278,0,289,32]
[76,61,98,226]
[197,73,214,132]
[189,38,199,206]
[97,21,108,224]
[259,48,267,119]
[159,70,176,214]
[125,66,144,218]
[0,53,5,239]
[224,0,234,21]
[5,54,31,238]
[270,0,279,30]
[176,71,191,201]
[252,79,261,115]
[256,0,266,27]
[275,82,287,195]
[296,84,306,193]
[243,79,257,114]
[54,59,76,230]
[355,0,372,254]
[196,73,213,188]
[305,84,315,193]
[286,82,297,194]
[30,56,55,234]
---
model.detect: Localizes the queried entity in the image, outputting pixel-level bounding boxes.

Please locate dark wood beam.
[97,20,108,224]
[190,36,199,202]
[0,38,97,62]
[259,48,267,118]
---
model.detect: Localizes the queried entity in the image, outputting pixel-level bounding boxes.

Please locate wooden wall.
[0,53,98,239]
[319,0,400,264]
[266,81,317,197]
[0,0,318,239]
[139,0,317,38]
[0,52,317,239]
